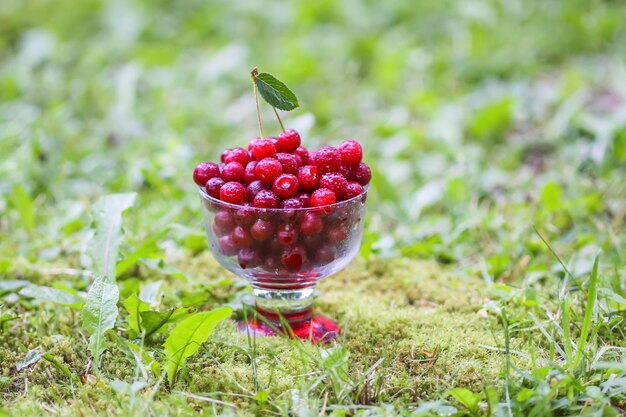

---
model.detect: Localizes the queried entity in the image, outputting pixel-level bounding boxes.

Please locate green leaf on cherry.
[254,71,299,111]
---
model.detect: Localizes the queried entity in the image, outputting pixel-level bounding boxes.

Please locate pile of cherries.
[193,129,370,273]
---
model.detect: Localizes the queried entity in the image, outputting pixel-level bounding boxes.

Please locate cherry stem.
[251,67,264,138]
[272,107,286,132]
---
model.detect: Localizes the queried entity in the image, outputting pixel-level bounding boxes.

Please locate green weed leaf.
[82,275,120,371]
[16,347,43,371]
[164,307,232,386]
[122,294,149,339]
[19,285,83,308]
[10,184,34,232]
[87,193,137,282]
[254,72,299,111]
[141,308,193,337]
[449,388,482,415]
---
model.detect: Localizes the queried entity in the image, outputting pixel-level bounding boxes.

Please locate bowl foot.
[238,314,340,344]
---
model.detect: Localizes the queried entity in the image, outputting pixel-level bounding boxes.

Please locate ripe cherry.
[224,147,250,166]
[250,139,277,160]
[313,146,342,174]
[276,129,301,153]
[276,153,299,175]
[221,161,245,183]
[281,245,307,271]
[319,172,348,199]
[339,140,363,166]
[232,225,252,248]
[311,188,337,207]
[297,165,319,191]
[255,158,283,184]
[300,212,324,236]
[219,181,246,205]
[246,180,266,202]
[294,146,309,165]
[253,189,280,208]
[345,182,364,199]
[354,162,372,185]
[272,174,299,199]
[277,223,298,246]
[206,177,225,199]
[243,161,258,183]
[193,161,220,186]
[250,219,274,241]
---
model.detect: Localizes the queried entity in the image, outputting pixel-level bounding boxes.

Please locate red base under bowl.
[238,314,340,344]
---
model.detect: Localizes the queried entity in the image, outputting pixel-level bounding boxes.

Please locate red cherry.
[326,225,348,243]
[218,235,238,256]
[297,165,319,191]
[251,139,277,160]
[281,245,307,270]
[253,189,280,208]
[238,248,259,269]
[277,223,298,246]
[276,153,299,175]
[219,182,246,205]
[354,162,372,185]
[193,162,220,186]
[243,161,258,183]
[295,191,311,207]
[281,198,304,209]
[248,137,262,151]
[234,203,256,227]
[339,164,355,181]
[221,161,245,183]
[311,188,336,207]
[220,149,232,163]
[246,180,266,201]
[272,174,299,199]
[224,147,250,166]
[255,158,283,184]
[276,129,301,152]
[315,245,337,263]
[211,221,230,237]
[313,146,341,174]
[206,177,225,199]
[232,225,252,248]
[339,140,363,167]
[319,172,348,199]
[250,219,274,241]
[345,182,364,199]
[214,210,235,231]
[294,146,309,165]
[300,212,324,236]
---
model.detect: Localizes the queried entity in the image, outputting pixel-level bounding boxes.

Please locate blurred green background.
[1,0,625,274]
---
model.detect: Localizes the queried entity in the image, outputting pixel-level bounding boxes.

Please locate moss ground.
[1,254,518,416]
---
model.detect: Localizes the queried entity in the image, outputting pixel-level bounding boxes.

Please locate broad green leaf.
[164,307,232,386]
[0,280,30,293]
[122,294,149,339]
[139,280,163,306]
[141,307,193,337]
[10,184,34,232]
[449,388,482,414]
[87,193,137,282]
[540,181,563,212]
[16,347,43,371]
[254,72,299,111]
[0,313,17,333]
[19,285,83,308]
[253,390,269,405]
[116,228,167,277]
[124,341,161,377]
[82,275,120,371]
[515,387,535,402]
[468,97,514,140]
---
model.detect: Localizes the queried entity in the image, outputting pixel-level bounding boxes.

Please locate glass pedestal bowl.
[199,187,368,343]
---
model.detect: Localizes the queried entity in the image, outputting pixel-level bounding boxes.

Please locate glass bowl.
[199,186,368,343]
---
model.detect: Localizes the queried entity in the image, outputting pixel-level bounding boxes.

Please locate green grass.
[2,0,626,415]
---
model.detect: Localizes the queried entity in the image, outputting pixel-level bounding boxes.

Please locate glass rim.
[198,183,369,212]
